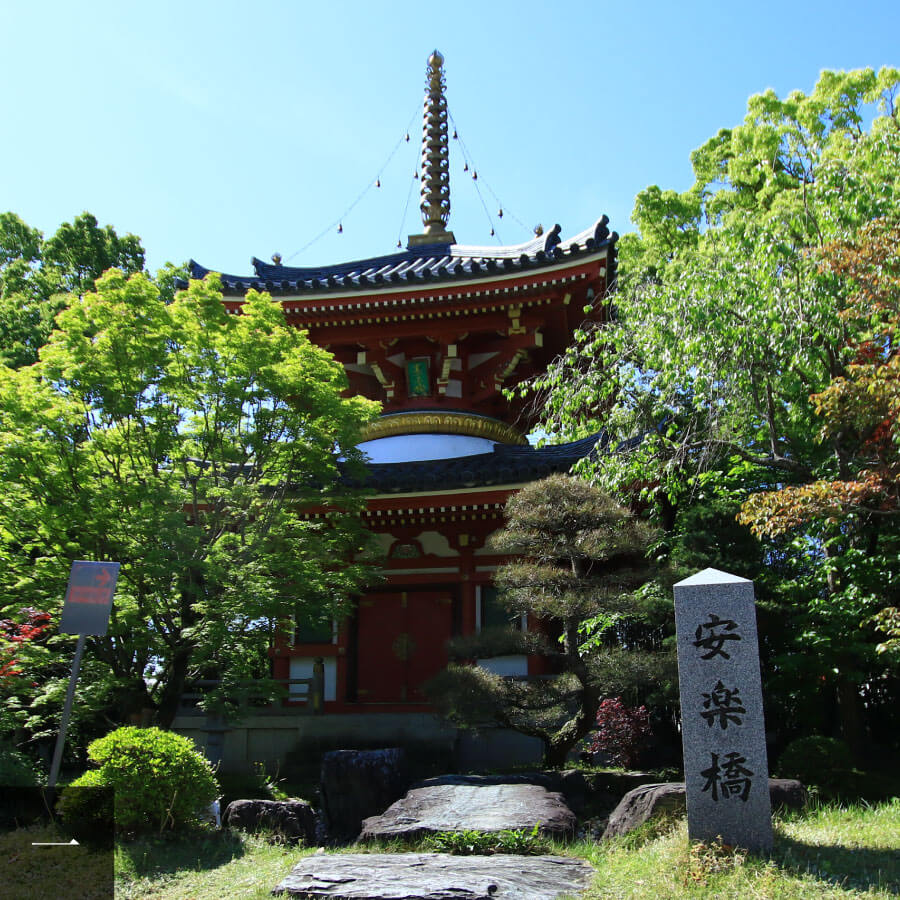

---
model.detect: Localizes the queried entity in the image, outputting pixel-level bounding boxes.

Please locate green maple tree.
[0,269,380,736]
[0,211,148,369]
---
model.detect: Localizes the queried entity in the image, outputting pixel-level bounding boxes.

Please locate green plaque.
[407,358,431,397]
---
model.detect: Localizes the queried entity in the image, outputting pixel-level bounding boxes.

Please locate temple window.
[477,585,525,632]
[294,614,336,645]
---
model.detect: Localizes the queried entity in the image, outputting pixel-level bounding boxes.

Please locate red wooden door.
[356,590,453,702]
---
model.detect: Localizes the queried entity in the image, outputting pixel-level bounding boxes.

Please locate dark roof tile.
[348,432,608,493]
[187,217,616,295]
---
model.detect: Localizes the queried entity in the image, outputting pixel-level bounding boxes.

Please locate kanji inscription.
[700,680,747,729]
[693,614,742,659]
[700,751,754,801]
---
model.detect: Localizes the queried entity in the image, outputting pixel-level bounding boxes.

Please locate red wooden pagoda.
[186,52,617,756]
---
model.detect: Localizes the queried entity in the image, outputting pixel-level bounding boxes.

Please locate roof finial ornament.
[407,50,456,248]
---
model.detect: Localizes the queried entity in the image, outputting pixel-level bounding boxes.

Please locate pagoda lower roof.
[351,432,607,494]
[189,218,616,296]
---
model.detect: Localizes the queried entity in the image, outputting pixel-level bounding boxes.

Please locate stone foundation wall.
[172,712,460,774]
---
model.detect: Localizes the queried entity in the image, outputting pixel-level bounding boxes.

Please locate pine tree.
[426,474,671,766]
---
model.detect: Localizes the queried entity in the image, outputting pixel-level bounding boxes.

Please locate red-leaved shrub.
[589,697,651,768]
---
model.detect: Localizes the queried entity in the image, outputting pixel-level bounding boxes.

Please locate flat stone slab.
[273,852,594,899]
[360,783,575,841]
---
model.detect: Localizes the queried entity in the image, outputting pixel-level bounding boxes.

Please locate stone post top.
[674,567,753,587]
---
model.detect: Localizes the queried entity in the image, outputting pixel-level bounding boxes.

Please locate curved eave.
[347,432,607,494]
[187,216,618,298]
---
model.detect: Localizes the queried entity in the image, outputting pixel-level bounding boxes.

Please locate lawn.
[109,798,900,899]
[575,799,900,898]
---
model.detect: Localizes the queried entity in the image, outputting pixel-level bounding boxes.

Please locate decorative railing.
[176,671,326,717]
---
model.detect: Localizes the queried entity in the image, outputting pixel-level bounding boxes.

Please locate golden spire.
[407,50,456,248]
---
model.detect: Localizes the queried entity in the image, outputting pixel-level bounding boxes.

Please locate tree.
[527,67,899,499]
[426,475,669,767]
[42,212,144,295]
[0,269,380,735]
[737,218,900,749]
[519,67,900,753]
[0,211,146,369]
[740,218,899,533]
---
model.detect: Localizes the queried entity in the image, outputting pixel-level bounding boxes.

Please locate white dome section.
[358,433,497,464]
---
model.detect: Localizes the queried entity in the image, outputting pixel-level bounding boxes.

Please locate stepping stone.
[273,852,594,899]
[359,783,575,841]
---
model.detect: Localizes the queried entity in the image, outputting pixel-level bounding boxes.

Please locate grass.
[575,798,900,899]
[115,829,310,900]
[108,798,900,899]
[1,822,114,900]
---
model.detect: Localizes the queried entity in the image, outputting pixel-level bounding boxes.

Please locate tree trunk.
[542,676,601,769]
[544,739,572,769]
[115,678,155,725]
[154,646,193,729]
[658,491,678,533]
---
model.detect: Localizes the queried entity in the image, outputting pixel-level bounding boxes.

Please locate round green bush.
[776,735,853,788]
[80,726,219,833]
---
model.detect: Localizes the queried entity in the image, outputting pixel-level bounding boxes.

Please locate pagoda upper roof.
[351,431,612,494]
[189,217,616,296]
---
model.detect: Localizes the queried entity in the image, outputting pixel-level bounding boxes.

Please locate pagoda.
[184,52,617,765]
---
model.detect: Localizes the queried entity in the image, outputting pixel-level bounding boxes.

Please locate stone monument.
[674,568,773,850]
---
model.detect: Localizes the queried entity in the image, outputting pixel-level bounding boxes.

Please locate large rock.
[414,771,657,817]
[224,799,317,844]
[602,779,808,840]
[766,778,809,812]
[601,782,686,840]
[359,781,575,841]
[415,772,591,812]
[273,852,595,899]
[320,748,410,842]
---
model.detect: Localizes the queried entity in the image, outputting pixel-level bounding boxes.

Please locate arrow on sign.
[31,838,80,846]
[95,568,111,587]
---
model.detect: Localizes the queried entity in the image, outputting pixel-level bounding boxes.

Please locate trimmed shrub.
[776,735,853,789]
[77,726,219,833]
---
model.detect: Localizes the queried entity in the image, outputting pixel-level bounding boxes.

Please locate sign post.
[48,561,119,789]
[674,567,772,851]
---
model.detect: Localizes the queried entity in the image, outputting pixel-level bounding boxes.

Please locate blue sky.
[2,1,897,275]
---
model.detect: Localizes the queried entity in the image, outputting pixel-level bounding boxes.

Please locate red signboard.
[58,561,120,635]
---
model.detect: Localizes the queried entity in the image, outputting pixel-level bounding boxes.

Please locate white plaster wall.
[477,655,529,676]
[417,531,456,556]
[358,433,496,463]
[371,532,396,554]
[468,352,499,369]
[289,656,337,701]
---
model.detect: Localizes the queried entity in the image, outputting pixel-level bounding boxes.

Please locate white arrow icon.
[31,838,80,846]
